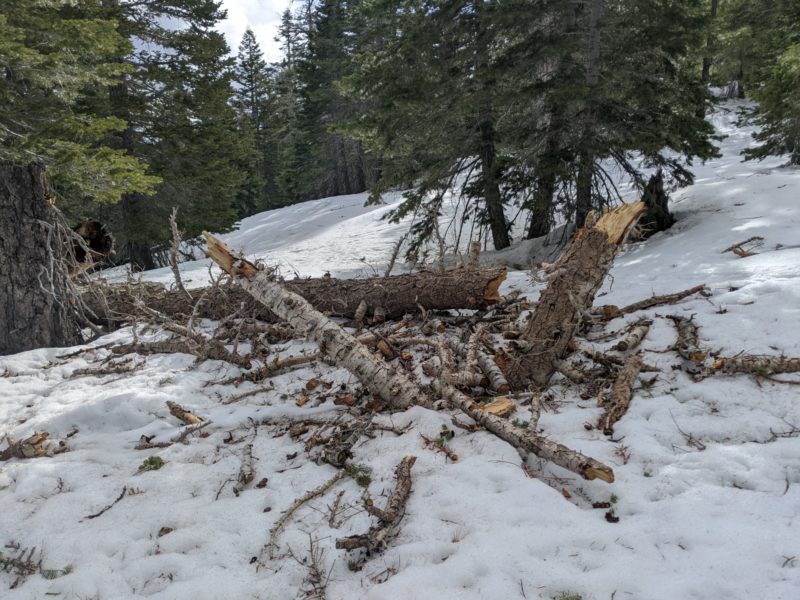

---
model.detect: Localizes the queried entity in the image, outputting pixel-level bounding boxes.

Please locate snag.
[83,266,507,325]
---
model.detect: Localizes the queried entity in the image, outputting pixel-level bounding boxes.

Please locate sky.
[219,0,291,62]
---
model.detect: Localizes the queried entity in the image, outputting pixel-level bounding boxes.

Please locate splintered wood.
[508,202,646,390]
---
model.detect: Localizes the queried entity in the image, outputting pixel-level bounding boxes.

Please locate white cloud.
[219,0,291,62]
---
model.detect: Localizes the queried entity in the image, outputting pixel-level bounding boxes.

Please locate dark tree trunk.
[527,171,555,239]
[527,138,558,240]
[700,0,719,84]
[478,103,511,250]
[639,169,675,238]
[0,162,82,355]
[575,151,593,228]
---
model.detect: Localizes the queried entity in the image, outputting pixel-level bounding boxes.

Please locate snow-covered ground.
[2,102,800,599]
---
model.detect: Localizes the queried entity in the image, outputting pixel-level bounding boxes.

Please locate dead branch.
[667,314,707,364]
[266,470,346,560]
[621,284,706,316]
[431,380,614,482]
[233,443,255,496]
[712,355,800,376]
[722,236,764,257]
[85,486,127,519]
[598,355,643,435]
[169,207,192,302]
[336,456,416,560]
[613,319,652,352]
[166,400,204,425]
[0,432,65,461]
[136,420,212,450]
[421,433,459,461]
[0,547,40,589]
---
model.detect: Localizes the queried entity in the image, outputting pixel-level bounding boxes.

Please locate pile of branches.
[54,201,800,576]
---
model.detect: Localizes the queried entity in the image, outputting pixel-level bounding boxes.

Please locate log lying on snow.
[203,232,614,483]
[83,267,506,324]
[508,202,647,390]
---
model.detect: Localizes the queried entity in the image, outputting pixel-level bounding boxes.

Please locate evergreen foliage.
[3,0,796,269]
[0,0,157,203]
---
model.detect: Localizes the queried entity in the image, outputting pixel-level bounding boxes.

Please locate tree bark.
[507,202,645,390]
[0,162,82,354]
[84,267,507,324]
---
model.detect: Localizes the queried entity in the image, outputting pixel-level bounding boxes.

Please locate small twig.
[265,470,346,560]
[85,486,127,519]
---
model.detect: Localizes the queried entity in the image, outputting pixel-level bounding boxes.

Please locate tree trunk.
[575,151,593,228]
[478,103,511,251]
[639,169,675,238]
[527,149,557,240]
[0,162,82,355]
[507,202,645,390]
[83,267,507,325]
[700,0,719,84]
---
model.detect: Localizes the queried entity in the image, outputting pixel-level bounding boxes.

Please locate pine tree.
[0,0,157,204]
[234,28,277,215]
[296,0,374,200]
[344,0,517,251]
[97,0,250,269]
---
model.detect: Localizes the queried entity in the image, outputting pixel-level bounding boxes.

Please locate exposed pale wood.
[480,396,516,417]
[598,355,643,435]
[233,443,255,496]
[613,319,652,352]
[508,202,646,389]
[166,401,204,425]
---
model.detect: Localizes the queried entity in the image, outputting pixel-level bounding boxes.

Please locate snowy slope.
[1,102,800,600]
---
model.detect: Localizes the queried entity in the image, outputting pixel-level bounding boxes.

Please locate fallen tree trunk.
[203,233,430,410]
[507,202,646,390]
[83,267,507,325]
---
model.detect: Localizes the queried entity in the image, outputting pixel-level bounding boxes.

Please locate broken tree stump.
[508,202,646,390]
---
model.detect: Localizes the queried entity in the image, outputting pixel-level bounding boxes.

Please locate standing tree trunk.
[0,162,81,355]
[701,0,719,84]
[478,105,510,251]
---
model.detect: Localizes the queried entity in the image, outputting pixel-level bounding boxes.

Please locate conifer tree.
[0,0,157,203]
[97,0,250,269]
